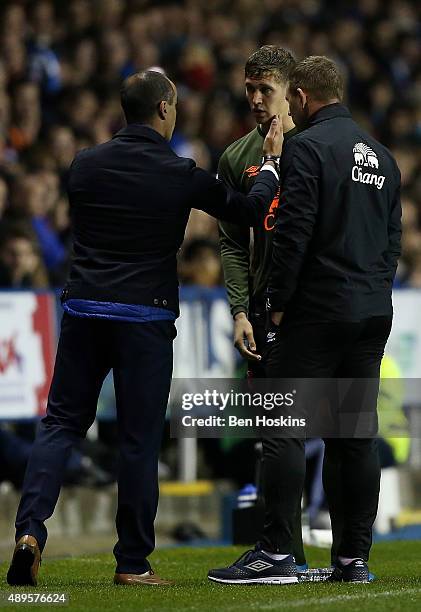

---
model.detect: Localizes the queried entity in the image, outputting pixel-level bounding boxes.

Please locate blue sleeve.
[32,217,66,271]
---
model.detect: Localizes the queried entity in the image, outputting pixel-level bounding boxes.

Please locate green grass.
[1,542,421,611]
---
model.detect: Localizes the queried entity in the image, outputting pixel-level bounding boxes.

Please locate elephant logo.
[352,142,385,189]
[353,142,379,169]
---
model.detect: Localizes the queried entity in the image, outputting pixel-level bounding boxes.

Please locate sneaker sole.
[7,546,37,587]
[208,576,298,585]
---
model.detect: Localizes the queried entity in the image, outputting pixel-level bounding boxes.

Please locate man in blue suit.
[7,70,282,587]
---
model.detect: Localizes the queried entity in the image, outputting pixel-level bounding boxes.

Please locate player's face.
[245,74,288,126]
[286,86,309,129]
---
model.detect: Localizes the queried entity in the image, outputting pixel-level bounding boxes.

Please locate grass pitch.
[1,541,420,611]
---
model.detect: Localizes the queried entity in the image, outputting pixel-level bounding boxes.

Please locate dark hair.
[120,70,175,124]
[288,56,344,102]
[245,45,296,83]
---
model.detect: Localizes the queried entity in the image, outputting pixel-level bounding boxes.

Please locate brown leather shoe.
[114,570,173,586]
[7,535,41,586]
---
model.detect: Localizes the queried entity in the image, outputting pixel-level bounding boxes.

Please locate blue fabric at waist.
[62,299,176,323]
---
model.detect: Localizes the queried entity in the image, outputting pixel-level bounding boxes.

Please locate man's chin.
[255,115,271,128]
[252,111,268,123]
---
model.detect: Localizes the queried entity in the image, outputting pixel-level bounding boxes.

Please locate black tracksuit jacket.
[265,104,401,321]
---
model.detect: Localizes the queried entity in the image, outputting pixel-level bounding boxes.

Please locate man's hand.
[234,312,261,362]
[270,311,284,326]
[263,115,283,157]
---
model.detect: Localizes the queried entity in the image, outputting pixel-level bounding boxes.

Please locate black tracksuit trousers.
[248,311,306,566]
[262,313,392,561]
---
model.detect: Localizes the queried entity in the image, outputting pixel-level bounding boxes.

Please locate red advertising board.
[0,292,56,419]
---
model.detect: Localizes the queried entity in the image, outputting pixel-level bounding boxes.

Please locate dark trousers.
[263,314,392,561]
[248,311,306,566]
[15,313,175,574]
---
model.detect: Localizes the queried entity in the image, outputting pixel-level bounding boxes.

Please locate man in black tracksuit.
[263,57,401,583]
[208,56,401,585]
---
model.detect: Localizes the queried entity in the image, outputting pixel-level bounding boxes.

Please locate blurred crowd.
[0,1,417,500]
[0,0,420,291]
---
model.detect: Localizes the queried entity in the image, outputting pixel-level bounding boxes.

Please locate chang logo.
[353,142,378,168]
[351,142,385,190]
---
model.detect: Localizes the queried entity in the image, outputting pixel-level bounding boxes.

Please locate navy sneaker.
[330,561,376,582]
[328,559,370,583]
[208,548,298,585]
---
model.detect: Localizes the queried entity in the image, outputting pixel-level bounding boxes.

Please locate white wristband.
[260,164,279,181]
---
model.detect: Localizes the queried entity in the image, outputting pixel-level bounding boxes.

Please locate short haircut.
[288,56,344,102]
[120,70,175,124]
[245,45,296,83]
